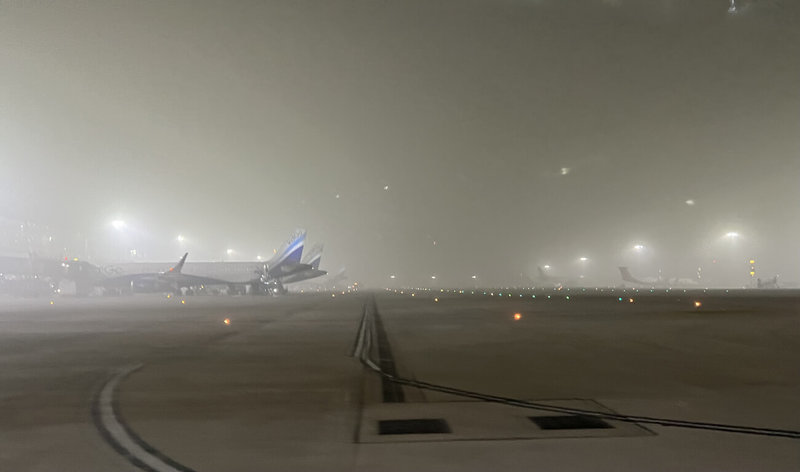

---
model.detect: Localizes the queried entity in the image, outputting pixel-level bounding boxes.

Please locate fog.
[1,0,798,287]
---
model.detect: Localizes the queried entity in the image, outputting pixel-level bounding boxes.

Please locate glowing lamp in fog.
[223,318,231,325]
[181,299,186,305]
[694,301,702,308]
[629,298,634,303]
[724,232,739,239]
[434,298,439,302]
[579,257,588,262]
[514,313,522,321]
[110,219,126,230]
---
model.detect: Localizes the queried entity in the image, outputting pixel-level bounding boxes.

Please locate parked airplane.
[535,266,582,288]
[618,266,699,288]
[101,253,231,295]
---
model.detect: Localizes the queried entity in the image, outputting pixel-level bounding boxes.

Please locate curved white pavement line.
[93,364,197,472]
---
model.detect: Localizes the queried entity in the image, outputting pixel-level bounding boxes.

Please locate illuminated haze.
[1,0,798,287]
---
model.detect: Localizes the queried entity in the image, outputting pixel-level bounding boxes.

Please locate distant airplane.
[618,266,699,288]
[535,266,582,288]
[101,253,231,295]
[756,275,779,289]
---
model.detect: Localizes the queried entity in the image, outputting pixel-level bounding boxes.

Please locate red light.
[513,313,522,321]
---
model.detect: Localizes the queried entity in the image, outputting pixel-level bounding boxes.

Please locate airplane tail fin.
[169,253,188,274]
[619,266,645,285]
[269,230,306,268]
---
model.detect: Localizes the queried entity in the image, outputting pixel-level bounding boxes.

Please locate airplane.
[756,275,779,289]
[618,266,699,288]
[535,266,583,288]
[101,253,232,295]
[278,244,327,286]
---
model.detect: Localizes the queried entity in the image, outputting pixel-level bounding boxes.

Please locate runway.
[1,290,798,471]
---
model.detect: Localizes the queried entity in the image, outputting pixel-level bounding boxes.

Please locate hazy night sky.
[1,0,798,286]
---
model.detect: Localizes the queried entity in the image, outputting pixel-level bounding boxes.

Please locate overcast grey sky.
[1,0,798,286]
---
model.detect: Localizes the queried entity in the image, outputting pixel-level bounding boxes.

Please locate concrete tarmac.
[1,290,798,471]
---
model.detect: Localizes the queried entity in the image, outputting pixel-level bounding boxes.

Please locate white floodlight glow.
[579,257,588,262]
[176,234,185,243]
[543,265,551,269]
[111,219,126,230]
[471,275,477,279]
[725,232,740,239]
[633,244,645,251]
[431,275,437,279]
[390,275,396,279]
[226,248,234,255]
